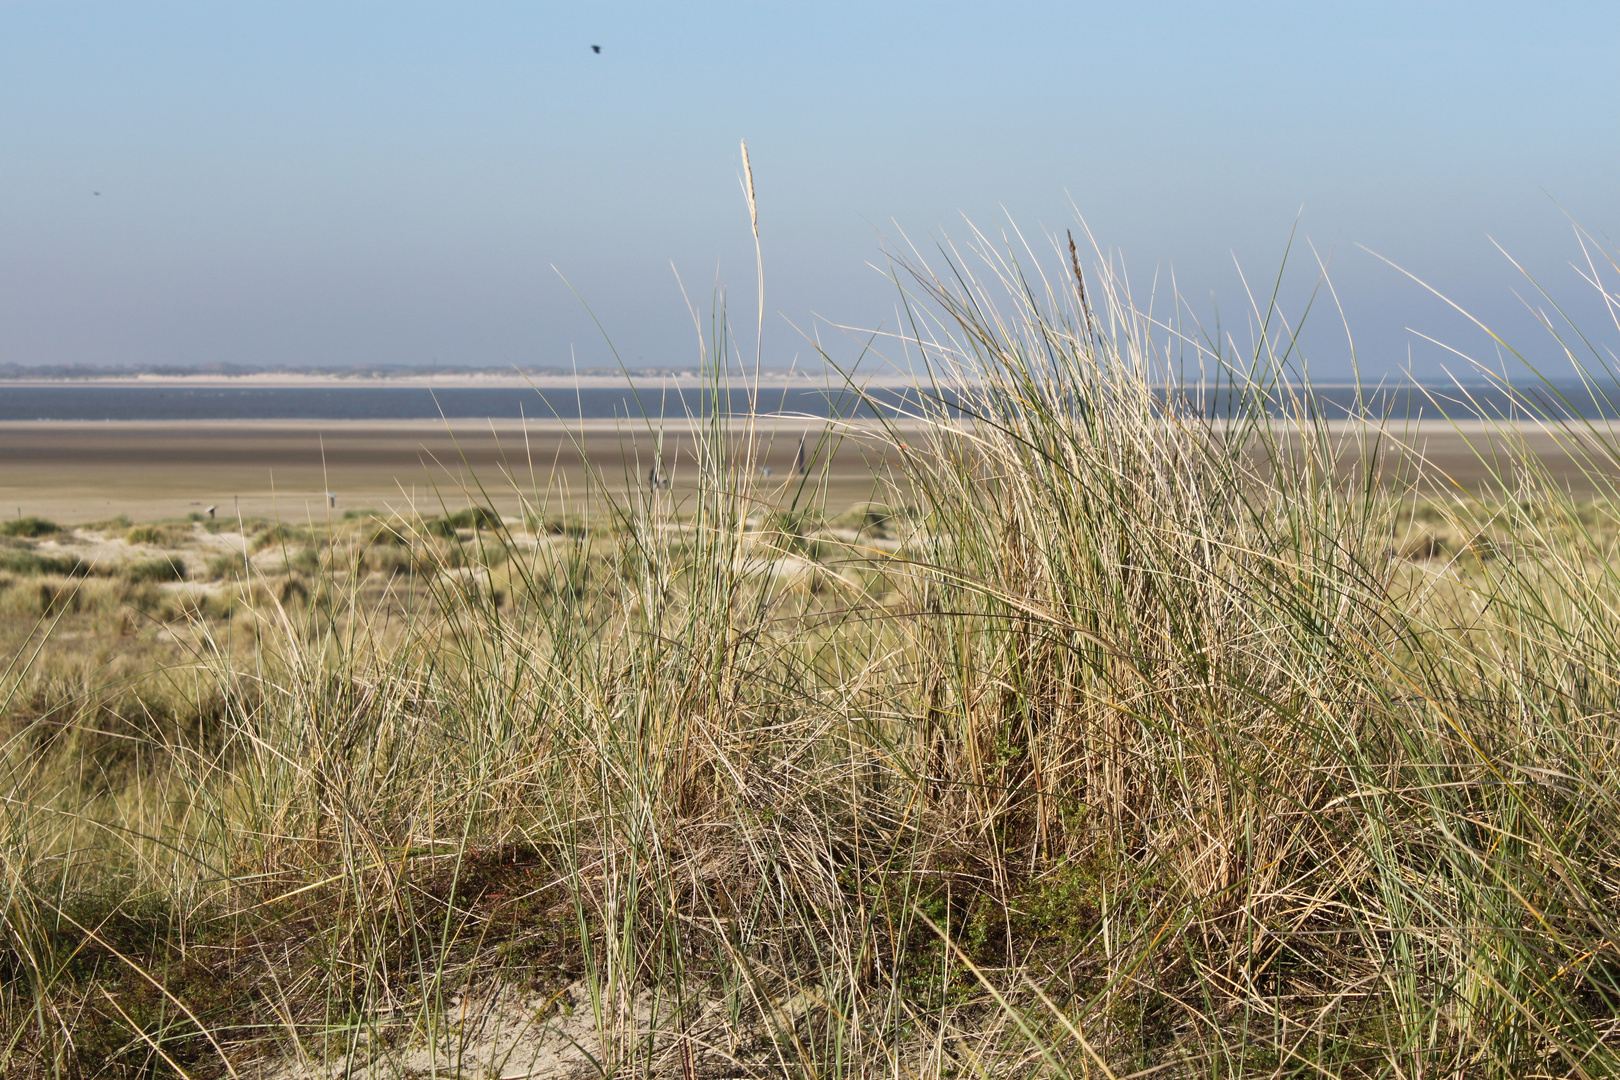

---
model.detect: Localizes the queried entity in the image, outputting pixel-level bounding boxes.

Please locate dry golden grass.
[4,229,1620,1078]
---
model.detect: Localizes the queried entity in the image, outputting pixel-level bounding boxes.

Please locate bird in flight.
[591,44,601,53]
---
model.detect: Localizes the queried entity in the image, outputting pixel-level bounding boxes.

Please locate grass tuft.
[0,515,61,538]
[123,555,187,583]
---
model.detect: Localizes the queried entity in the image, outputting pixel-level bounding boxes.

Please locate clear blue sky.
[2,2,1615,379]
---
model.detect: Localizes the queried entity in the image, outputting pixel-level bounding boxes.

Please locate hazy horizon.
[3,2,1616,381]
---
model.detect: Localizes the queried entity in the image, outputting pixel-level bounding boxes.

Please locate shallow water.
[0,380,1615,421]
[0,385,897,421]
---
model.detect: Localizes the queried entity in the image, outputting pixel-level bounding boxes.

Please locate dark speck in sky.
[591,44,601,54]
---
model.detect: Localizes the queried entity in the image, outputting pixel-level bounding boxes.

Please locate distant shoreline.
[4,374,1614,426]
[0,370,880,390]
[0,369,1588,392]
[0,369,946,390]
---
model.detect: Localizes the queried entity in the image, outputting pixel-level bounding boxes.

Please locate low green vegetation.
[529,512,588,537]
[122,555,188,583]
[422,514,459,538]
[443,505,502,530]
[0,549,97,577]
[206,551,247,580]
[125,523,186,546]
[0,515,61,538]
[248,522,307,552]
[3,238,1620,1078]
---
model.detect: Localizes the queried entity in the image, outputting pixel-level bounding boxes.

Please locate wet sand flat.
[1,418,1616,524]
[1286,419,1620,495]
[0,419,902,523]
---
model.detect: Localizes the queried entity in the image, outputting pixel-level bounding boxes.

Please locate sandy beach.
[1,416,1616,524]
[0,417,903,523]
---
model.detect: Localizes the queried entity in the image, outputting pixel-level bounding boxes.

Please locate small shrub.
[537,557,590,599]
[125,525,183,546]
[457,579,506,608]
[530,515,588,538]
[364,546,415,576]
[445,506,502,531]
[367,523,411,546]
[1410,501,1453,524]
[169,590,228,620]
[286,548,321,575]
[124,557,187,584]
[1466,534,1511,561]
[1,516,61,538]
[0,580,55,615]
[249,524,307,553]
[834,502,893,536]
[116,581,162,612]
[422,517,460,539]
[0,577,114,616]
[427,542,468,570]
[0,550,96,577]
[466,541,510,570]
[206,553,249,580]
[1400,533,1448,560]
[765,510,827,556]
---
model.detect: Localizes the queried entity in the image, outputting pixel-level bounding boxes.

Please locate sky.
[2,1,1616,380]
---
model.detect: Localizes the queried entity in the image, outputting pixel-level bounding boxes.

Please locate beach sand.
[0,418,901,523]
[1,418,1615,525]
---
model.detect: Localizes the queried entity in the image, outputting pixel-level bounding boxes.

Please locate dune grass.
[4,231,1620,1078]
[0,517,62,539]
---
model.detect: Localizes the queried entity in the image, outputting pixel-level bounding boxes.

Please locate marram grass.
[3,231,1620,1078]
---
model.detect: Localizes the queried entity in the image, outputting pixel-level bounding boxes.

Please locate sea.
[0,385,901,421]
[0,382,1617,422]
